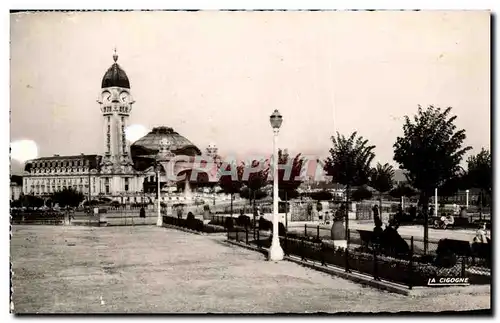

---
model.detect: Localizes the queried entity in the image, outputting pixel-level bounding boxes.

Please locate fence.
[11,211,66,225]
[227,222,491,288]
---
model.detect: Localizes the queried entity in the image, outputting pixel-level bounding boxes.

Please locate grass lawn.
[11,225,490,313]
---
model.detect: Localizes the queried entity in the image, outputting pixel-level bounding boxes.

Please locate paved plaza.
[11,225,490,313]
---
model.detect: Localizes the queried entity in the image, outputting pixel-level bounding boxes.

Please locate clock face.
[102,91,111,102]
[120,92,129,103]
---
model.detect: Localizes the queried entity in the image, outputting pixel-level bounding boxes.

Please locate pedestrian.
[473,223,489,244]
[324,211,330,225]
[409,204,417,221]
[459,206,468,218]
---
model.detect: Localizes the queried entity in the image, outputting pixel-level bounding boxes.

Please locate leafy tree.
[464,148,492,219]
[438,168,466,202]
[370,163,395,215]
[277,149,304,202]
[51,188,85,208]
[241,159,270,216]
[218,162,244,216]
[393,105,472,253]
[10,199,22,208]
[324,131,376,240]
[351,186,373,202]
[17,194,44,208]
[389,183,417,199]
[309,190,333,202]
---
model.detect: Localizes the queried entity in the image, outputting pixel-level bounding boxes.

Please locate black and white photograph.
[8,8,492,315]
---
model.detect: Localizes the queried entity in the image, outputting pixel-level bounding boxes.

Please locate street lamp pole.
[157,163,162,226]
[269,109,284,261]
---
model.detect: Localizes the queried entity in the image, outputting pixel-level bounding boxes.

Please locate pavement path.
[11,225,490,313]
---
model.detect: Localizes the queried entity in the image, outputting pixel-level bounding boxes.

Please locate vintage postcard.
[9,10,491,315]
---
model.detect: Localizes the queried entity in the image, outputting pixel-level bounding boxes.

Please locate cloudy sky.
[10,11,490,173]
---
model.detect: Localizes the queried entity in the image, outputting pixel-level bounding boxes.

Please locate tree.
[370,163,395,216]
[17,194,44,208]
[324,131,376,241]
[438,168,466,202]
[309,190,333,202]
[389,183,417,199]
[241,159,270,216]
[465,148,492,219]
[277,149,304,227]
[393,105,472,253]
[351,186,373,202]
[277,149,304,201]
[218,162,244,216]
[51,188,85,208]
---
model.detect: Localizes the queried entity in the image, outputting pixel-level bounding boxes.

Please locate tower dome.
[101,49,130,89]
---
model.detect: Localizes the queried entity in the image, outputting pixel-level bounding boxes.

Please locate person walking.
[473,222,489,244]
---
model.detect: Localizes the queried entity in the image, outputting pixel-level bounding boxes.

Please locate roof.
[101,52,130,89]
[24,154,102,172]
[131,127,201,171]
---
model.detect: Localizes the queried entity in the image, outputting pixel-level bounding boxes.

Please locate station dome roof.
[130,127,202,171]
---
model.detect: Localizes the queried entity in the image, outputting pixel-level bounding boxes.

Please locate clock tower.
[97,49,135,174]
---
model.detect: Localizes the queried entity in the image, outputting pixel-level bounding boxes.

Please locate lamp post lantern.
[269,109,284,261]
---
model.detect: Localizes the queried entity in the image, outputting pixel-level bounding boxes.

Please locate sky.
[10,11,490,173]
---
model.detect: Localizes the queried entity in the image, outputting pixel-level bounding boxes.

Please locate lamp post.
[269,109,284,261]
[156,163,161,226]
[156,138,175,227]
[434,187,438,217]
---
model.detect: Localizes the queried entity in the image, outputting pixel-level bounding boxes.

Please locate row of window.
[31,167,92,174]
[26,177,92,185]
[32,159,90,168]
[29,184,95,195]
[25,177,131,194]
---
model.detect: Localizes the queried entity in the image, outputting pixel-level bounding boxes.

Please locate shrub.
[191,219,204,231]
[203,204,210,212]
[259,216,272,231]
[434,254,457,268]
[224,217,234,230]
[237,215,251,227]
[186,212,195,222]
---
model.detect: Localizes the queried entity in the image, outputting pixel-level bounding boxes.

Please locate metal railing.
[227,222,491,288]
